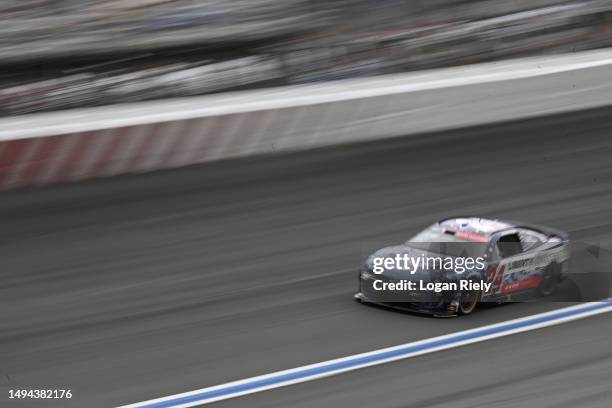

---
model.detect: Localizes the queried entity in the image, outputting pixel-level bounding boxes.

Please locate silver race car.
[355,217,570,316]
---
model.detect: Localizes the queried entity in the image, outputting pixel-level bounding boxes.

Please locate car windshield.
[406,227,488,258]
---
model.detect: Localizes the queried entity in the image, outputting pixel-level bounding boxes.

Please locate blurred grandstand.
[1,0,612,116]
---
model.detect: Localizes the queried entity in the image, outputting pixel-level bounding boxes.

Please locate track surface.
[2,107,612,407]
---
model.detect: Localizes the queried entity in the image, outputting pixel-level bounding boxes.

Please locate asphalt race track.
[2,106,612,408]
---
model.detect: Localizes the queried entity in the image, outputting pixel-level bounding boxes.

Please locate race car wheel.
[539,263,560,296]
[459,286,481,315]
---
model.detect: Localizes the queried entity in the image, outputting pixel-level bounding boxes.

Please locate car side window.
[497,233,523,258]
[518,230,544,251]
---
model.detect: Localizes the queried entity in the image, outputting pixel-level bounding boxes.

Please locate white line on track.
[117,300,612,408]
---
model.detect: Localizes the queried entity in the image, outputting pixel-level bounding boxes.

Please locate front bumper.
[357,270,461,314]
[354,291,459,317]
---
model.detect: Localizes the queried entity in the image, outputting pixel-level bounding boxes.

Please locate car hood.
[365,244,442,281]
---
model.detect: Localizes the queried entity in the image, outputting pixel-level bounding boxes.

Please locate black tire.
[539,263,561,296]
[459,281,482,315]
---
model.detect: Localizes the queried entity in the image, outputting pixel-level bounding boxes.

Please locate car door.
[490,231,540,294]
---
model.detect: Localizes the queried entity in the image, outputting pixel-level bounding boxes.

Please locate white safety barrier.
[1,48,612,190]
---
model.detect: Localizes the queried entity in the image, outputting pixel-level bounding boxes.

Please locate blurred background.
[3,2,612,408]
[2,0,612,116]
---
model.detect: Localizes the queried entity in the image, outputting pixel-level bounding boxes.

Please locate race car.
[355,217,570,317]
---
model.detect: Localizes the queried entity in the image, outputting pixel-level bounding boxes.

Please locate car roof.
[438,217,515,236]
